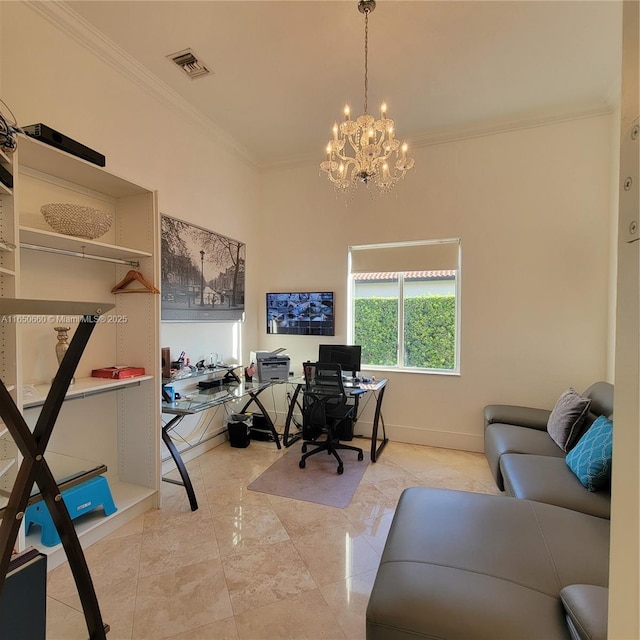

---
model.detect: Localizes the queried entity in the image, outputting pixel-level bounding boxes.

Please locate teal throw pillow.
[565,415,613,491]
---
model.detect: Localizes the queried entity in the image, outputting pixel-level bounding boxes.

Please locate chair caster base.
[337,465,344,474]
[299,459,306,469]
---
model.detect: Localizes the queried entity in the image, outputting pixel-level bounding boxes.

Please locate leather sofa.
[366,488,609,640]
[366,383,613,640]
[484,381,614,519]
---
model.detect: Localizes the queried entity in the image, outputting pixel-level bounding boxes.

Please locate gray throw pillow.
[547,388,591,452]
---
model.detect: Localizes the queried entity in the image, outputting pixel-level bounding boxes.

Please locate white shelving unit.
[0,134,160,567]
[0,144,19,534]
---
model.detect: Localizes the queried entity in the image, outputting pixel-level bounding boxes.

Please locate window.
[348,239,461,373]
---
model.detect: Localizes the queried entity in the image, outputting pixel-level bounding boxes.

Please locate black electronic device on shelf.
[197,367,241,390]
[23,123,106,167]
[0,164,12,189]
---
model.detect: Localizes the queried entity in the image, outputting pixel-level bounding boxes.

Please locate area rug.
[247,444,369,508]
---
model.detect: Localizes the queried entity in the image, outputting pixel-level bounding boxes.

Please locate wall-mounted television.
[266,292,334,336]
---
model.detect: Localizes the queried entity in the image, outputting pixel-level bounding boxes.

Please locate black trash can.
[227,413,252,448]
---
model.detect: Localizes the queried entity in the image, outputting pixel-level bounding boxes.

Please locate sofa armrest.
[484,405,551,431]
[560,585,608,640]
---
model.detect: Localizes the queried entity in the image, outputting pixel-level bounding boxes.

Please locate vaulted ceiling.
[52,1,622,168]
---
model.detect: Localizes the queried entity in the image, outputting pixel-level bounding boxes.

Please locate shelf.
[0,299,114,317]
[0,149,12,166]
[0,267,15,277]
[20,226,152,262]
[22,375,154,409]
[25,479,156,569]
[0,458,15,479]
[0,183,11,197]
[0,451,106,516]
[17,135,150,198]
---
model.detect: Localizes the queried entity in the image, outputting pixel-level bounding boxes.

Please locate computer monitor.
[318,344,362,377]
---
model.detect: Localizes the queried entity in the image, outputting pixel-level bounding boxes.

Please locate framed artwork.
[161,214,245,322]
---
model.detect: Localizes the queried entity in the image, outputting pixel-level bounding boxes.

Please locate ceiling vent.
[168,49,212,79]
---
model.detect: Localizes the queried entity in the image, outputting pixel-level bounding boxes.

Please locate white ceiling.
[60,0,623,168]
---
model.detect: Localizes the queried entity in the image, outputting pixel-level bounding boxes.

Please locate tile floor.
[45,439,501,640]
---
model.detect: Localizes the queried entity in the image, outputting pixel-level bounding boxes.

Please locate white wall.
[258,114,616,450]
[0,1,261,370]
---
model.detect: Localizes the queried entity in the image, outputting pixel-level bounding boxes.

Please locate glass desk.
[161,380,280,511]
[283,377,388,461]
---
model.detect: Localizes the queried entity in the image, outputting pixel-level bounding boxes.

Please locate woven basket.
[41,203,113,240]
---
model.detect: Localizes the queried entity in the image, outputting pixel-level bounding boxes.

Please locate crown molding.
[408,103,616,149]
[262,102,616,171]
[24,0,260,169]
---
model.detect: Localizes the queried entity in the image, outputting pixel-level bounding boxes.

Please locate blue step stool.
[25,475,117,547]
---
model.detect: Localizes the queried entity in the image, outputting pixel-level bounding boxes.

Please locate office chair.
[299,362,364,474]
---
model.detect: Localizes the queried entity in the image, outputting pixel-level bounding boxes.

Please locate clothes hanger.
[111,269,160,294]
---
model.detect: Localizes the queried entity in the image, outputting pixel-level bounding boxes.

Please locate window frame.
[348,239,461,375]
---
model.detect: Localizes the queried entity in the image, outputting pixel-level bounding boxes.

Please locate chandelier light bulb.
[320,0,414,196]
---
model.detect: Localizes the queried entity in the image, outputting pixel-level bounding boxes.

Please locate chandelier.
[320,0,414,195]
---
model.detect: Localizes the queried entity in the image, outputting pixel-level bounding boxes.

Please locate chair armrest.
[484,405,551,431]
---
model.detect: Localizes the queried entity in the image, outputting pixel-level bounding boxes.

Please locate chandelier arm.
[339,157,359,172]
[342,132,363,158]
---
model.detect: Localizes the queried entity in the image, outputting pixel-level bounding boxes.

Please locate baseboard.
[353,421,484,453]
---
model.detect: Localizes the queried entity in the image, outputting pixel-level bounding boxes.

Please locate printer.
[251,349,291,381]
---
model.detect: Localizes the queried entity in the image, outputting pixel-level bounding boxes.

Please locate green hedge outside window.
[354,295,456,370]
